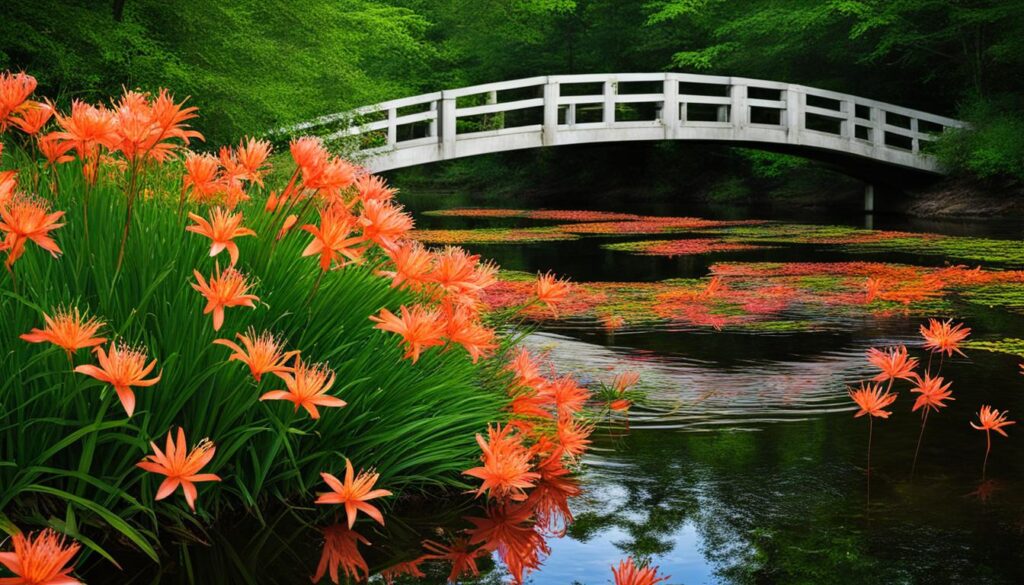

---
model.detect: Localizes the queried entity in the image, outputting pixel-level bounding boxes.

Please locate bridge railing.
[294,73,964,172]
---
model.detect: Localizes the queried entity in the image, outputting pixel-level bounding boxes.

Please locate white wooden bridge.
[294,73,964,181]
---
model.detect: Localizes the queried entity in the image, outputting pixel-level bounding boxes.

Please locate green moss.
[962,338,1024,357]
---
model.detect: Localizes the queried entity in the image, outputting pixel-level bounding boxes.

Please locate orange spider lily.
[276,214,298,240]
[53,101,120,182]
[864,277,884,303]
[613,371,640,393]
[443,304,498,363]
[136,427,220,511]
[380,240,434,290]
[466,504,548,585]
[610,398,632,411]
[380,559,427,584]
[0,193,65,267]
[37,132,74,167]
[74,342,161,417]
[429,246,485,296]
[919,318,971,357]
[213,328,298,383]
[312,524,370,585]
[302,207,365,271]
[288,136,329,195]
[555,415,592,459]
[0,71,37,130]
[191,265,259,331]
[20,306,106,359]
[848,382,897,419]
[259,360,345,419]
[306,157,358,205]
[611,557,670,585]
[910,372,953,413]
[357,198,413,252]
[355,173,396,203]
[186,207,256,266]
[971,405,1015,479]
[114,88,202,163]
[508,347,546,390]
[369,304,446,363]
[0,528,82,585]
[541,375,591,417]
[182,151,222,202]
[464,424,540,501]
[233,136,272,186]
[523,453,580,535]
[866,345,919,384]
[0,170,16,206]
[422,537,484,584]
[315,458,393,528]
[535,271,571,316]
[8,99,55,136]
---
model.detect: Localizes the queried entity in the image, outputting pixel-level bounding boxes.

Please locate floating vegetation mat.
[962,338,1024,358]
[604,238,772,257]
[409,226,580,244]
[484,262,1024,332]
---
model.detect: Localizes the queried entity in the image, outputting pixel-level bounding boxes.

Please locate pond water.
[94,186,1024,584]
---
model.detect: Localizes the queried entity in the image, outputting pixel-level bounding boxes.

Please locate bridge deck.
[293,73,965,174]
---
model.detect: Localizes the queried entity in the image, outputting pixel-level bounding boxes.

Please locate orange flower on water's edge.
[315,458,393,528]
[302,207,365,271]
[380,240,434,291]
[74,342,161,417]
[8,99,55,136]
[259,360,345,420]
[848,382,897,419]
[524,453,581,535]
[542,375,591,417]
[369,304,446,363]
[919,318,971,357]
[20,306,106,359]
[555,415,593,459]
[186,207,256,266]
[136,427,220,512]
[866,345,919,383]
[312,524,370,585]
[535,271,571,316]
[0,71,37,129]
[213,328,298,382]
[357,198,413,252]
[610,398,632,411]
[971,405,1016,437]
[466,504,548,584]
[422,537,484,584]
[508,347,546,390]
[0,528,82,585]
[182,151,222,202]
[355,173,397,203]
[613,370,640,393]
[464,424,540,501]
[910,372,954,413]
[0,193,65,267]
[191,265,259,331]
[442,304,498,363]
[612,557,670,585]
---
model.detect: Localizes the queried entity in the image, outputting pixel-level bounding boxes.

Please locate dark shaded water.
[95,188,1024,584]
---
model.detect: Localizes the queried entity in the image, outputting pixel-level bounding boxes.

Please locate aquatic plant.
[909,372,954,477]
[848,382,897,497]
[604,237,770,257]
[410,226,578,244]
[970,406,1015,479]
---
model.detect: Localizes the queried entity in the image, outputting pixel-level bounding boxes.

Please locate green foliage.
[0,151,507,562]
[934,96,1024,182]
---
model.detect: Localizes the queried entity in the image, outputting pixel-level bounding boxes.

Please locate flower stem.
[911,409,929,479]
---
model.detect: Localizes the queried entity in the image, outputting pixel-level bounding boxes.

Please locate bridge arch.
[293,73,964,176]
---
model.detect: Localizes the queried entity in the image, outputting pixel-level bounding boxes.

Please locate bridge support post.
[785,88,802,144]
[543,80,559,146]
[730,82,748,133]
[439,95,456,159]
[603,80,616,125]
[864,183,875,214]
[662,75,679,139]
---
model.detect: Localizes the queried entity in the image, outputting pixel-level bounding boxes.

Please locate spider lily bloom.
[508,347,545,390]
[524,453,580,534]
[182,151,222,203]
[0,71,37,130]
[191,265,259,331]
[74,342,161,417]
[541,375,591,417]
[0,170,17,206]
[971,405,1015,478]
[114,88,202,163]
[259,360,345,419]
[213,328,298,382]
[380,559,427,584]
[370,304,446,363]
[186,208,256,266]
[233,136,272,186]
[380,240,434,291]
[53,101,120,183]
[0,194,65,267]
[37,132,74,167]
[442,304,498,363]
[866,345,919,386]
[613,371,640,393]
[422,538,484,584]
[357,198,413,252]
[864,277,884,303]
[136,427,220,512]
[611,557,670,585]
[849,382,897,419]
[302,208,365,271]
[465,504,547,584]
[8,99,55,136]
[555,415,593,459]
[535,271,571,316]
[0,528,82,585]
[315,459,393,528]
[464,424,540,501]
[312,524,370,585]
[20,306,106,360]
[355,173,397,203]
[920,318,971,357]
